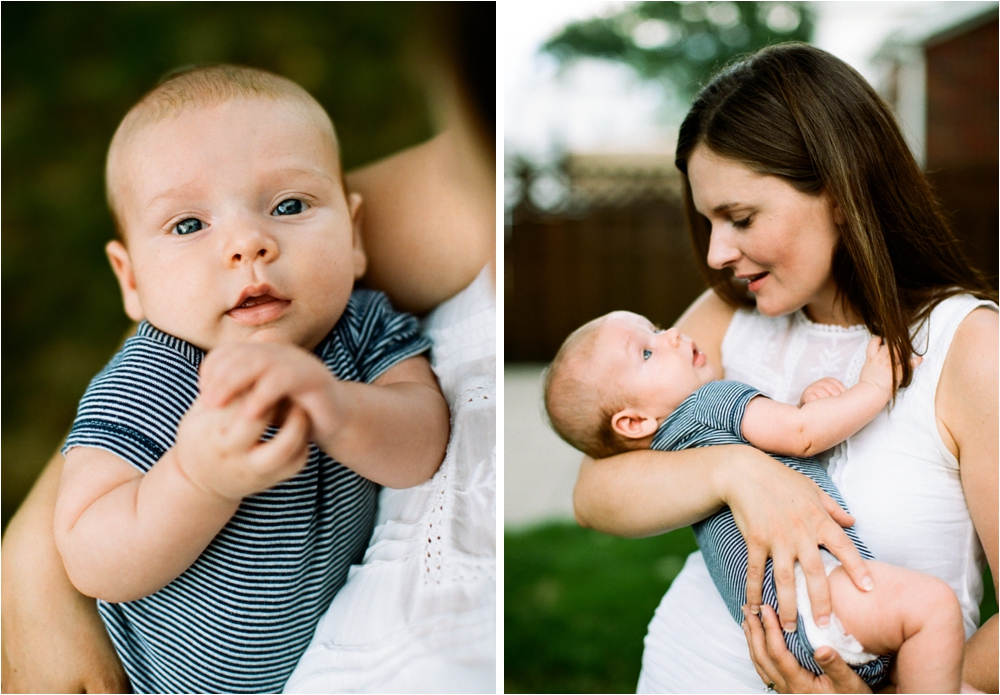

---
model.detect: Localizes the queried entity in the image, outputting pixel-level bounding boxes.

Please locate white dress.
[637,295,996,693]
[284,267,496,694]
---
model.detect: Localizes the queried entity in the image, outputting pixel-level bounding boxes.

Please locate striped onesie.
[651,380,892,689]
[63,290,431,694]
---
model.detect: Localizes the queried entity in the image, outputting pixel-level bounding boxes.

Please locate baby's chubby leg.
[829,560,964,693]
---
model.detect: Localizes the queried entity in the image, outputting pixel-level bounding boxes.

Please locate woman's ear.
[347,192,367,280]
[105,240,145,322]
[831,198,846,226]
[610,408,659,440]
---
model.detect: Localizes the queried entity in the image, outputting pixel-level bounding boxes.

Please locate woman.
[573,44,997,693]
[1,5,495,693]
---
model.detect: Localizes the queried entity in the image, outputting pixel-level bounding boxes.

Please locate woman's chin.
[753,296,795,318]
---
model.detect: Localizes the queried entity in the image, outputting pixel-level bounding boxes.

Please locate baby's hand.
[199,343,342,445]
[799,377,847,405]
[858,336,922,400]
[174,394,310,501]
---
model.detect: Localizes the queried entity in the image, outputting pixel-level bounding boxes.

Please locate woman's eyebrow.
[712,201,748,214]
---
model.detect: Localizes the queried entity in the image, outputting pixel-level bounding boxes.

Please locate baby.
[545,310,966,693]
[53,66,450,693]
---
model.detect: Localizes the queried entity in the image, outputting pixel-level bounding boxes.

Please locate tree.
[543,2,814,101]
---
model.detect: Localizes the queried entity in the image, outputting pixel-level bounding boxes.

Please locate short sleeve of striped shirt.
[324,289,432,383]
[62,326,201,473]
[689,380,764,441]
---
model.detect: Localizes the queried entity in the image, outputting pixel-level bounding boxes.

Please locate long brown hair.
[675,43,996,392]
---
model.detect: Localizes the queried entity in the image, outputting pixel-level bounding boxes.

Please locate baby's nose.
[226,226,279,266]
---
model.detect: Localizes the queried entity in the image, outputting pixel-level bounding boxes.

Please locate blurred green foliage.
[2,2,435,531]
[505,523,699,693]
[543,1,813,100]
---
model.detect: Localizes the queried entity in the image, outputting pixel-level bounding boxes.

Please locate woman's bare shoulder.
[673,289,737,373]
[936,306,998,454]
[346,133,494,315]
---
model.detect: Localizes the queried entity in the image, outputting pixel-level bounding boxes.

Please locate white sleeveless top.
[284,267,496,693]
[637,294,995,693]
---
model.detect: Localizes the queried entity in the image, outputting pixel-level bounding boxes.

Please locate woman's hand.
[743,604,873,694]
[721,454,874,631]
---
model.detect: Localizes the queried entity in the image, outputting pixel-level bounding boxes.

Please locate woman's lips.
[745,272,769,293]
[225,294,290,325]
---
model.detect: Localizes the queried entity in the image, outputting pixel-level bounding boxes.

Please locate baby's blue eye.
[273,199,305,216]
[643,349,652,360]
[174,218,203,235]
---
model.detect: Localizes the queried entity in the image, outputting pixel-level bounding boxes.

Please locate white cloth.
[637,294,995,693]
[284,267,496,694]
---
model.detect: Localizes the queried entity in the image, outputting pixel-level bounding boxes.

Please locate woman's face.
[687,145,846,323]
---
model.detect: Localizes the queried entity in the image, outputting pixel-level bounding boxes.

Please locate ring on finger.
[765,681,777,693]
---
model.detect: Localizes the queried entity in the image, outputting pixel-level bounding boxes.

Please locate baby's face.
[107,97,364,351]
[590,312,717,420]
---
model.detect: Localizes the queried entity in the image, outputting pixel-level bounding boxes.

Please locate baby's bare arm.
[200,345,450,489]
[828,560,964,693]
[54,398,310,602]
[741,337,902,457]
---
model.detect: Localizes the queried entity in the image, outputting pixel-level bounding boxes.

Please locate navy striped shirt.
[64,290,432,694]
[652,380,891,689]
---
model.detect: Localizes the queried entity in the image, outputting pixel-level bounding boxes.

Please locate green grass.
[505,522,998,694]
[504,523,698,693]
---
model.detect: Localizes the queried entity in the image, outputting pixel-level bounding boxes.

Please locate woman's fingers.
[745,544,769,613]
[797,546,832,626]
[770,551,800,631]
[814,647,872,693]
[818,490,855,528]
[820,522,874,593]
[743,606,783,690]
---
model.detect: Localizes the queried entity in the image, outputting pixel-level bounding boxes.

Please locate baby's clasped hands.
[199,342,343,444]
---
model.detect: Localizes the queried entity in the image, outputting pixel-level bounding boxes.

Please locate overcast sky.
[502,1,996,161]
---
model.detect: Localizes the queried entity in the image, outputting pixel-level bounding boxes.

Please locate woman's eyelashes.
[272,198,306,216]
[173,218,204,235]
[732,215,754,230]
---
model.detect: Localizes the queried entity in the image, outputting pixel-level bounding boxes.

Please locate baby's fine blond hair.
[105,64,341,239]
[543,318,643,460]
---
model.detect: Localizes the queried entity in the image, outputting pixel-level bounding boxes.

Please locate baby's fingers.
[200,346,270,407]
[248,405,311,482]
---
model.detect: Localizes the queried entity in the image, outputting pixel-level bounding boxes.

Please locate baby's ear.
[105,240,145,322]
[347,192,367,280]
[610,408,659,440]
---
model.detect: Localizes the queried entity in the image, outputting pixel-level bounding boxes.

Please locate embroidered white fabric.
[284,267,496,694]
[638,295,995,693]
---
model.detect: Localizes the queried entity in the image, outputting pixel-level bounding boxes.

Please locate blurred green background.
[2,2,437,531]
[505,523,998,694]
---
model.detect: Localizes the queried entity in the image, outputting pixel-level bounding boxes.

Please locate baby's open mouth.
[236,294,280,309]
[226,287,290,324]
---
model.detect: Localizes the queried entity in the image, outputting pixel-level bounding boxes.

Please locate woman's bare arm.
[347,131,495,315]
[938,307,998,693]
[1,452,129,693]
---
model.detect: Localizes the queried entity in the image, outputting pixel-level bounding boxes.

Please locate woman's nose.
[224,224,279,267]
[705,226,740,270]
